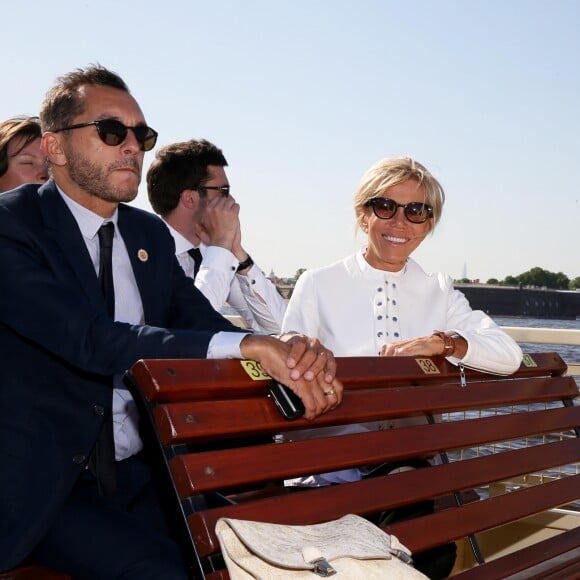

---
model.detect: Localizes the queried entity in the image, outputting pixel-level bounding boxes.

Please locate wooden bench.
[122,352,580,579]
[4,352,578,579]
[0,567,71,580]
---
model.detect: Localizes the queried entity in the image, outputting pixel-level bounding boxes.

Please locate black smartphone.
[267,381,305,420]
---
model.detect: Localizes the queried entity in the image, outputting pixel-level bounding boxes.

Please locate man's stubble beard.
[66,148,141,203]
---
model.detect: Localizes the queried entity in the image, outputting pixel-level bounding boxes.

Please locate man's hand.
[230,221,246,262]
[195,195,240,250]
[240,335,342,420]
[278,333,336,383]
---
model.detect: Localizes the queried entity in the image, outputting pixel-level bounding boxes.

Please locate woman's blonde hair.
[354,157,445,232]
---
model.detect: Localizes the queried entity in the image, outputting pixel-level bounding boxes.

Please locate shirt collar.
[55,184,118,240]
[163,219,206,255]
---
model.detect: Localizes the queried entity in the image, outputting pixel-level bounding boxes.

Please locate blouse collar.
[355,247,408,279]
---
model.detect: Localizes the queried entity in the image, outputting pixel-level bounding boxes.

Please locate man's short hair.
[40,64,129,132]
[0,116,42,177]
[147,139,228,216]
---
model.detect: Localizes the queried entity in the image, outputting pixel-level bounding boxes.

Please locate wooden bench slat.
[453,527,580,579]
[170,406,580,495]
[186,473,580,561]
[0,566,72,580]
[204,571,228,580]
[154,375,578,445]
[196,525,580,580]
[386,475,580,552]
[129,352,567,403]
[188,442,580,558]
[338,352,568,385]
[523,556,580,580]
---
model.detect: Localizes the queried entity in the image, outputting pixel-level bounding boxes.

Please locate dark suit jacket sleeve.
[0,190,244,377]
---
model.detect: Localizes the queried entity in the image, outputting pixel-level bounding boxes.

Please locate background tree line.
[296,266,580,290]
[456,267,580,290]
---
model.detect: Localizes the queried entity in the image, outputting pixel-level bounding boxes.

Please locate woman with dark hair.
[0,116,48,192]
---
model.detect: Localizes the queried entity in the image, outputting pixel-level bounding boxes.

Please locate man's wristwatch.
[236,255,254,272]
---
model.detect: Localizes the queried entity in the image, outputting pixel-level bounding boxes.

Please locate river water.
[493,316,580,368]
[493,316,580,387]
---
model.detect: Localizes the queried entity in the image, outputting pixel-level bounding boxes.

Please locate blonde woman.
[282,157,522,579]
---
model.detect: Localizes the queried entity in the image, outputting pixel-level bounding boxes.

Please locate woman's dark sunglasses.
[366,197,433,224]
[53,119,158,152]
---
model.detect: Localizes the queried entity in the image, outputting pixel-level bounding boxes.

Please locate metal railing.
[501,326,580,375]
[445,326,580,510]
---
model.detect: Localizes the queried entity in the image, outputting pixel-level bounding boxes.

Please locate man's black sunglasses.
[53,119,158,152]
[366,197,434,224]
[198,185,230,197]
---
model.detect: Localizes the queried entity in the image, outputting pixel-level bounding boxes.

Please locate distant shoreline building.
[454,284,580,319]
[268,268,294,300]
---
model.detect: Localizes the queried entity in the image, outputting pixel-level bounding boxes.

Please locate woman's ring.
[324,388,335,397]
[318,351,326,356]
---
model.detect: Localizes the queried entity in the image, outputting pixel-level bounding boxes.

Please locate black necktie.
[98,222,115,317]
[188,247,203,279]
[88,222,117,496]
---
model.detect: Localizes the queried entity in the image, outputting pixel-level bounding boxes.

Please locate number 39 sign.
[240,360,272,380]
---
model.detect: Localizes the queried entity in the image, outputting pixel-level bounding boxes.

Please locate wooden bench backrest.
[126,353,580,578]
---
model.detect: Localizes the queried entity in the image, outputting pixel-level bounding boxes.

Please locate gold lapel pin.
[137,249,149,262]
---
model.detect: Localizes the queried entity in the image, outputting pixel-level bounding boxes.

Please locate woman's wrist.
[432,331,458,357]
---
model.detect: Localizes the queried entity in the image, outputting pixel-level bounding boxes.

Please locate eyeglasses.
[365,197,433,224]
[198,185,230,197]
[53,119,158,152]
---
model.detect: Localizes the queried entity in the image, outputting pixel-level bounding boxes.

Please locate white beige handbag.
[215,514,428,579]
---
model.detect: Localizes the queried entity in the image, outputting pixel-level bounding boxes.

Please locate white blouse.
[281,250,523,486]
[283,250,522,373]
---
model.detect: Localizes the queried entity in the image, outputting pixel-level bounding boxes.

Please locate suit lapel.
[37,185,162,323]
[117,205,158,323]
[37,181,103,306]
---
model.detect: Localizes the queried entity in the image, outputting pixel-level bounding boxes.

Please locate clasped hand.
[240,333,343,420]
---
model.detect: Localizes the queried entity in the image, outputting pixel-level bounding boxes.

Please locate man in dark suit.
[0,65,342,579]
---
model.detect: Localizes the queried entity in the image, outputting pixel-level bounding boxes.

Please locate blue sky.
[3,0,579,281]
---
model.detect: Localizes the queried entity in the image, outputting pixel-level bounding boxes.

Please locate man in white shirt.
[147,139,286,332]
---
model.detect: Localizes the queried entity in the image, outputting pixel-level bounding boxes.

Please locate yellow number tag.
[415,358,440,374]
[240,360,272,380]
[522,354,537,368]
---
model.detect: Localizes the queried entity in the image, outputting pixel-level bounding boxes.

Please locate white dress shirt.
[58,189,246,460]
[166,222,286,333]
[281,249,523,485]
